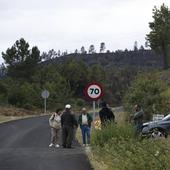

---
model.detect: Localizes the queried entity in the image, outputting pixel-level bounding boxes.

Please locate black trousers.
[62,126,73,148]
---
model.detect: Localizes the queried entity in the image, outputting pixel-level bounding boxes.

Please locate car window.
[162,114,170,121]
[165,118,170,121]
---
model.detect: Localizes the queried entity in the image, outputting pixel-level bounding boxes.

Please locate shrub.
[123,72,170,120]
[91,124,170,170]
[76,98,85,108]
[92,123,134,147]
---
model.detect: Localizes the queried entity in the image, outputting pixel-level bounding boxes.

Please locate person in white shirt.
[78,108,93,146]
[49,109,62,148]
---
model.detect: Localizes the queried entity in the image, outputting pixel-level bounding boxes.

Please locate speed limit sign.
[84,82,103,101]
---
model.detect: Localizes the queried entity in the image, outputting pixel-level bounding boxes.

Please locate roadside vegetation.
[0,106,43,123]
[124,71,170,120]
[90,123,170,170]
[0,115,39,123]
[89,67,170,170]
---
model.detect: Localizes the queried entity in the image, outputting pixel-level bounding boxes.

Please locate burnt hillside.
[43,49,163,69]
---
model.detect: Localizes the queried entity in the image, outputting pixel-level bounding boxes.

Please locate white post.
[44,98,47,114]
[93,101,95,127]
[97,100,100,110]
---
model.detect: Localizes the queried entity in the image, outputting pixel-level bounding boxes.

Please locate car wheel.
[150,129,167,139]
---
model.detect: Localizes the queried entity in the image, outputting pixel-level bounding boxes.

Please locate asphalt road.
[0,116,92,170]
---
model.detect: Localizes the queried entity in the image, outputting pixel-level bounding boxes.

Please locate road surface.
[0,116,92,170]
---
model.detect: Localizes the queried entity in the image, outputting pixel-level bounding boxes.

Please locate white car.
[142,114,170,138]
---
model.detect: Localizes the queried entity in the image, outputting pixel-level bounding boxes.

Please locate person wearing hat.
[78,107,93,146]
[99,101,115,127]
[61,104,77,148]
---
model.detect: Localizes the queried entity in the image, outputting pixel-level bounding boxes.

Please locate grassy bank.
[90,123,170,170]
[0,114,46,123]
[0,106,46,123]
[0,115,16,123]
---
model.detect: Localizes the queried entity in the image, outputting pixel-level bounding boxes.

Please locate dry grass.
[0,106,48,123]
[0,115,32,123]
[0,115,14,123]
[0,106,42,117]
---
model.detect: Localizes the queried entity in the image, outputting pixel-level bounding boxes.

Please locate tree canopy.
[2,38,41,81]
[146,4,170,69]
[124,72,170,119]
[0,38,166,111]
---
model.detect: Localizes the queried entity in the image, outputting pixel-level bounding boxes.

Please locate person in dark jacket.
[61,104,77,148]
[99,102,115,127]
[133,104,144,136]
[78,108,93,146]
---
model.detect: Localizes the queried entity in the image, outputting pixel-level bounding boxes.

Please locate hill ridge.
[43,49,163,69]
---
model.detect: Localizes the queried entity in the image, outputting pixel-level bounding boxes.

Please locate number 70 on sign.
[89,88,100,95]
[84,83,103,101]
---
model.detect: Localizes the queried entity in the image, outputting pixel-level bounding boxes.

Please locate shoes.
[49,143,60,148]
[55,144,60,148]
[49,143,54,148]
[82,144,90,147]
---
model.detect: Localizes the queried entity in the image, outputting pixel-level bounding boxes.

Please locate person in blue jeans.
[78,108,93,146]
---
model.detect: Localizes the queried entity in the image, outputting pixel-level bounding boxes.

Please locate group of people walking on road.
[49,104,93,148]
[48,101,145,148]
[49,102,115,148]
[49,104,77,148]
[48,101,145,149]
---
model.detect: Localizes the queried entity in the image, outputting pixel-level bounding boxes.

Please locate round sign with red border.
[84,82,103,101]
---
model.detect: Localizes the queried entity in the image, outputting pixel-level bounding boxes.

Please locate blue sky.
[0,0,170,63]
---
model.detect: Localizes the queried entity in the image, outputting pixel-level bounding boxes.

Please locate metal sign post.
[41,90,50,114]
[84,82,104,127]
[44,97,47,114]
[93,101,96,123]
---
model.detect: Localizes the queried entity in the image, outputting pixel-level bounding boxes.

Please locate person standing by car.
[78,108,93,146]
[99,102,115,127]
[133,104,144,136]
[49,109,62,148]
[61,104,77,148]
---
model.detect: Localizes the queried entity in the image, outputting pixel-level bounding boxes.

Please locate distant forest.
[42,49,163,69]
[0,3,169,110]
[0,39,164,109]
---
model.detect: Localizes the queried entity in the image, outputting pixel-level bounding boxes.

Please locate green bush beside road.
[91,69,170,169]
[124,71,170,120]
[90,123,170,170]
